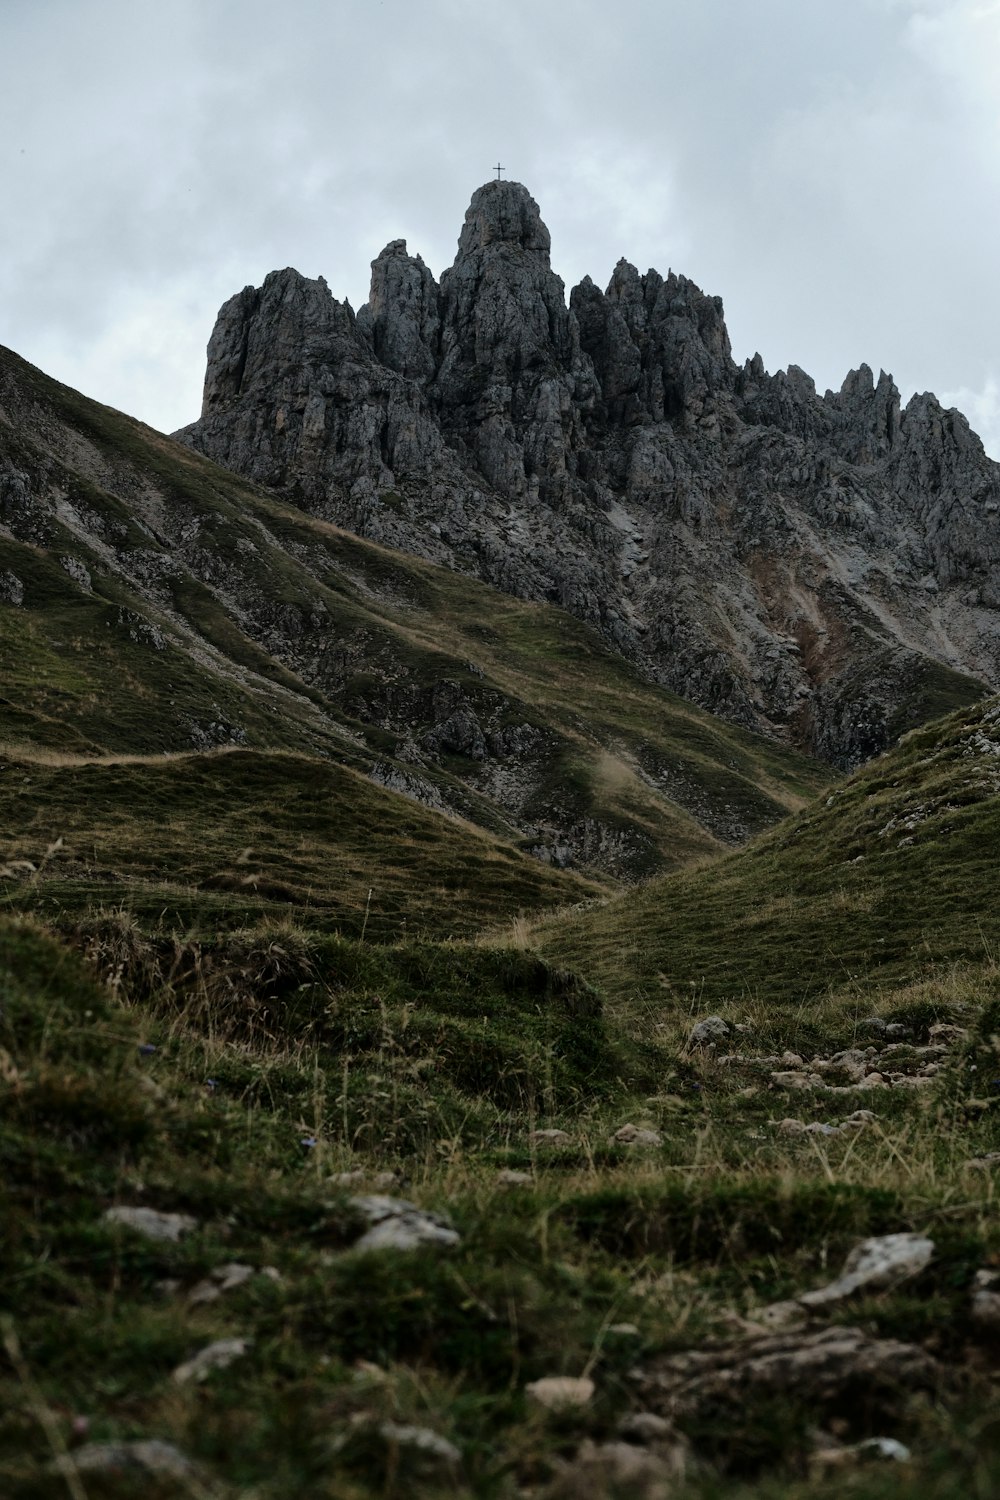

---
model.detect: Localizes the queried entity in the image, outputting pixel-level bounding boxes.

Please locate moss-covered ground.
[7,699,1000,1494]
[5,896,1000,1498]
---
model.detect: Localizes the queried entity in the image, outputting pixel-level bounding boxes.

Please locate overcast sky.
[3,0,1000,456]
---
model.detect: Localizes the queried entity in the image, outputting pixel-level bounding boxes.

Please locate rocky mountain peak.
[178,181,1000,771]
[454,179,552,262]
[357,239,440,380]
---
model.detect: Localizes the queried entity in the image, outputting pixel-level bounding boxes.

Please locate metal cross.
[494,162,505,181]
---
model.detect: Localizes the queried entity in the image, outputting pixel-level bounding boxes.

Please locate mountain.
[0,342,825,891]
[178,179,998,769]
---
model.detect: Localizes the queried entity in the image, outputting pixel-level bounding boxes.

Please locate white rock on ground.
[859,1437,913,1461]
[547,1438,684,1499]
[813,1049,869,1082]
[813,1435,912,1467]
[172,1337,250,1384]
[61,1440,199,1478]
[971,1268,1000,1329]
[379,1421,461,1464]
[688,1016,730,1048]
[188,1261,258,1304]
[525,1374,595,1410]
[527,1128,573,1146]
[776,1109,877,1138]
[617,1411,676,1443]
[797,1233,935,1309]
[496,1168,533,1186]
[756,1299,810,1329]
[102,1206,197,1242]
[761,1236,935,1320]
[612,1124,663,1147]
[759,1233,934,1326]
[770,1071,814,1090]
[349,1195,460,1253]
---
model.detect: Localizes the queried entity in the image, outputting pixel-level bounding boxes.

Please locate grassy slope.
[0,342,829,880]
[0,918,636,1496]
[536,695,1000,1026]
[251,499,829,850]
[6,894,1000,1497]
[0,745,600,940]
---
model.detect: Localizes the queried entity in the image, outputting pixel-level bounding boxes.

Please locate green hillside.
[0,342,829,882]
[537,695,1000,1028]
[0,744,597,940]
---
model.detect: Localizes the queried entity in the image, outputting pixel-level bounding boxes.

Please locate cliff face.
[177,180,1000,766]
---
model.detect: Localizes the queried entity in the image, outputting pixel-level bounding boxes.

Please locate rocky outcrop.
[629,1326,942,1438]
[178,180,1000,766]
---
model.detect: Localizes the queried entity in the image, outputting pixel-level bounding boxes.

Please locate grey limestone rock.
[525,1374,595,1410]
[527,1127,573,1146]
[103,1205,197,1242]
[178,179,1000,769]
[172,1337,250,1384]
[762,1233,935,1321]
[357,239,440,380]
[349,1193,460,1252]
[59,555,92,591]
[688,1015,731,1048]
[0,568,24,604]
[631,1325,941,1421]
[546,1438,684,1499]
[60,1439,200,1479]
[612,1123,663,1147]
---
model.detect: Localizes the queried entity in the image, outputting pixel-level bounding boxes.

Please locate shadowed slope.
[0,342,828,881]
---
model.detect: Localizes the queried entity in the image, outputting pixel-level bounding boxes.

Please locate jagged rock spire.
[178,180,1000,771]
[454,180,552,261]
[357,240,440,380]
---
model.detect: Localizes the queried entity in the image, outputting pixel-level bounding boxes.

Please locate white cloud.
[1,0,999,459]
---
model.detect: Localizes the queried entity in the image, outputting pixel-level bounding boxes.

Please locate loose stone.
[172,1337,250,1384]
[103,1206,197,1242]
[350,1194,460,1252]
[525,1374,595,1410]
[688,1016,730,1048]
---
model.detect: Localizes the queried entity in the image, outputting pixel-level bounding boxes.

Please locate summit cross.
[494,162,505,181]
